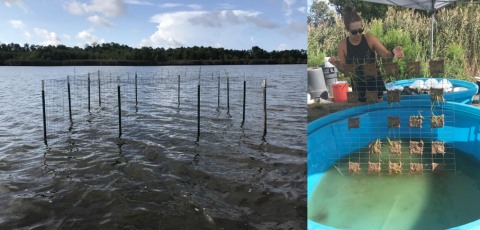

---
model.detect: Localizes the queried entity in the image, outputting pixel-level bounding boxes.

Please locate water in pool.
[308,137,480,230]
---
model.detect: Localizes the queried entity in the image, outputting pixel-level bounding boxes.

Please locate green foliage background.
[308,5,480,82]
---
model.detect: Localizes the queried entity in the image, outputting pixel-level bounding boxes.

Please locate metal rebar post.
[178,70,180,105]
[88,73,91,112]
[197,74,200,138]
[67,75,72,122]
[42,80,47,144]
[217,72,220,106]
[135,70,138,104]
[98,70,101,106]
[227,72,229,113]
[118,76,122,137]
[263,79,267,136]
[242,73,246,124]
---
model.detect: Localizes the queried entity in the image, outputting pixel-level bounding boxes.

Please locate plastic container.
[332,82,348,102]
[476,80,480,95]
[307,67,328,99]
[382,78,478,104]
[308,100,480,230]
[319,65,338,97]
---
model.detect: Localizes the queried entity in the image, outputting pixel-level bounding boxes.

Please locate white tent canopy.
[360,0,455,11]
[359,0,477,59]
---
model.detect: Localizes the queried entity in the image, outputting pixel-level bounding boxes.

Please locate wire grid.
[328,57,457,175]
[43,70,266,146]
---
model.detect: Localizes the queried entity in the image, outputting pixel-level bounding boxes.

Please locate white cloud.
[1,0,27,11]
[124,0,152,5]
[283,0,296,16]
[10,20,27,30]
[284,20,306,34]
[64,0,126,18]
[139,10,277,48]
[76,28,105,44]
[250,37,255,43]
[277,43,288,51]
[23,31,34,40]
[88,15,117,28]
[213,43,223,48]
[63,34,71,40]
[159,3,182,7]
[157,3,201,9]
[10,20,33,39]
[0,39,2,44]
[187,4,202,10]
[297,7,306,13]
[34,28,62,46]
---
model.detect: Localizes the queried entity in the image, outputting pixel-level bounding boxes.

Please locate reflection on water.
[0,65,307,229]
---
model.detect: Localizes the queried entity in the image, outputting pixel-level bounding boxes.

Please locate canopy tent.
[358,0,478,59]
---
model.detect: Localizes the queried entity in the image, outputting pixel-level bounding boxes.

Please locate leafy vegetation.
[308,5,480,81]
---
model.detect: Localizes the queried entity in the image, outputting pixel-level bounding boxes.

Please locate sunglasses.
[350,28,364,35]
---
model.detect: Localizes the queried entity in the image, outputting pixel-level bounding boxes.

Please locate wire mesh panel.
[325,57,459,175]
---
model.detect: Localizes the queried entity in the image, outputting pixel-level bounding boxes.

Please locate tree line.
[0,43,307,66]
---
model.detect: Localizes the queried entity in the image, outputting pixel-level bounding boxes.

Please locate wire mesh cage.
[320,56,470,175]
[42,69,267,147]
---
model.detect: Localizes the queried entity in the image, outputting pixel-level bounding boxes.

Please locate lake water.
[309,137,480,230]
[0,65,307,229]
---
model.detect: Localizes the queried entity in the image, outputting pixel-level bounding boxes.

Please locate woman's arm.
[336,39,347,73]
[368,35,393,59]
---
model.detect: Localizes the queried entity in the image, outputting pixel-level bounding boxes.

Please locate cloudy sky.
[0,0,307,51]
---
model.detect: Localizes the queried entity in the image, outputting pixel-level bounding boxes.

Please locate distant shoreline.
[0,59,307,66]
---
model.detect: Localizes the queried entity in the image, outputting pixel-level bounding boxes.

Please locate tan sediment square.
[430,88,445,102]
[348,162,360,174]
[386,90,401,104]
[343,63,356,78]
[368,162,381,174]
[410,163,423,174]
[407,61,421,75]
[409,116,423,128]
[388,116,401,129]
[431,115,444,130]
[366,90,378,104]
[348,117,360,131]
[389,162,402,174]
[432,163,446,174]
[388,141,402,154]
[364,63,377,78]
[430,59,444,75]
[410,141,424,154]
[347,91,359,103]
[432,141,445,155]
[385,62,399,76]
[369,140,382,154]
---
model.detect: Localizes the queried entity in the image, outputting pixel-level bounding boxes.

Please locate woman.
[328,4,405,102]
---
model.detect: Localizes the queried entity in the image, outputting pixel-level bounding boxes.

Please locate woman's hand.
[328,56,341,67]
[393,46,404,58]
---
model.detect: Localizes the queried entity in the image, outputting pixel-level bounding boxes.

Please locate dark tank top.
[346,34,375,61]
[346,34,386,101]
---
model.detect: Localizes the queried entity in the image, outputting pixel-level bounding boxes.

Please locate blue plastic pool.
[381,78,478,104]
[308,100,480,230]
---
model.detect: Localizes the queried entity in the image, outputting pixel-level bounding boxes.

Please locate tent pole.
[431,11,434,60]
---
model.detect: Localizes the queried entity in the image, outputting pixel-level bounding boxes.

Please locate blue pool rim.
[381,78,478,104]
[308,100,480,230]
